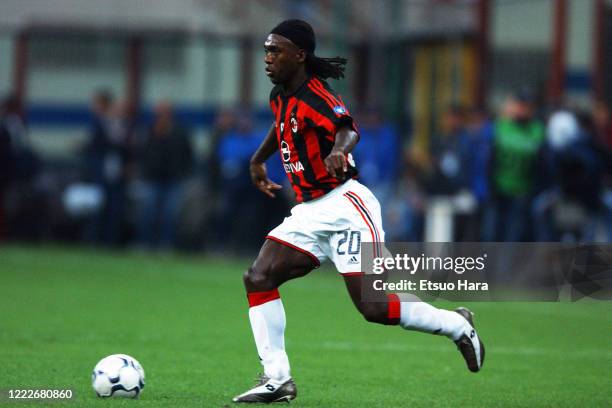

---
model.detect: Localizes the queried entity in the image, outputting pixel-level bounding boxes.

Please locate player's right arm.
[250,123,282,198]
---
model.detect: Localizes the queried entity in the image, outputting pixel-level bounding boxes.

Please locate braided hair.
[305,54,347,80]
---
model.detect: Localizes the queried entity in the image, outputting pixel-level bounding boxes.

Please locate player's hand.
[250,162,282,198]
[324,149,348,180]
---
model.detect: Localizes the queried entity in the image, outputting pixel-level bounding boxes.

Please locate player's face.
[264,34,303,85]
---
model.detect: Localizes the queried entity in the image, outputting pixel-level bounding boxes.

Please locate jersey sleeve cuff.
[334,115,358,135]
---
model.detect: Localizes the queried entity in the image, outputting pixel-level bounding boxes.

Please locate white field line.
[293,340,612,360]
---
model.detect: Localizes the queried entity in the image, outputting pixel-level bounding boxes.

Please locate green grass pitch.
[1,245,611,407]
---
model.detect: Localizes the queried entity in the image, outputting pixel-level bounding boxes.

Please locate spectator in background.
[426,105,472,195]
[102,100,133,245]
[482,91,545,241]
[84,90,114,184]
[1,95,25,139]
[466,108,494,205]
[352,108,399,204]
[464,108,494,241]
[215,111,262,250]
[2,95,28,155]
[385,167,425,242]
[82,90,112,244]
[206,109,235,198]
[137,101,193,250]
[0,117,12,240]
[2,94,39,182]
[424,105,478,241]
[593,100,612,149]
[593,101,612,241]
[534,110,605,241]
[83,91,133,246]
[1,94,41,240]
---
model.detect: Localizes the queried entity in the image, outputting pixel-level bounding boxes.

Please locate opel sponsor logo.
[281,141,291,162]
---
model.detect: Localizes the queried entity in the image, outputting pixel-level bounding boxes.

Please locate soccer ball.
[92,354,145,398]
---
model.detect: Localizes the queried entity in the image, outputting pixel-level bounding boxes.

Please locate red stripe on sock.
[387,294,401,325]
[247,289,280,307]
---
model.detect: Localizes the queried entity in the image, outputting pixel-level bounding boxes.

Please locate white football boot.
[232,374,297,403]
[453,307,485,372]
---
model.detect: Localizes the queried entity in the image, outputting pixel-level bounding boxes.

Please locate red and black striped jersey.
[270,76,359,203]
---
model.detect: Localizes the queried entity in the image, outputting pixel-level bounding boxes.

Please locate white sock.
[397,294,469,340]
[248,297,290,383]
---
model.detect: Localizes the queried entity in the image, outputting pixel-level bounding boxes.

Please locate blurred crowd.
[402,91,612,243]
[0,90,290,252]
[1,88,612,251]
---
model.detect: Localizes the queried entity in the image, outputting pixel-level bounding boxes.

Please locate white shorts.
[266,179,385,274]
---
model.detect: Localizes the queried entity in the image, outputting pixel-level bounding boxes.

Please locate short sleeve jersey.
[269,76,359,203]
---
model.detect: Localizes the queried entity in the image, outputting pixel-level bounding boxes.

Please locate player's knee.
[358,302,388,325]
[243,266,276,291]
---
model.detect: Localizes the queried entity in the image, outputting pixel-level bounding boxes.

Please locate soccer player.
[233,20,485,404]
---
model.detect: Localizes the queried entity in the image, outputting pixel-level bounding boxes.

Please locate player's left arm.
[324,126,359,180]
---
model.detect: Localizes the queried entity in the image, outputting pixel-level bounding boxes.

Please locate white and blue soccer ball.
[92,354,145,398]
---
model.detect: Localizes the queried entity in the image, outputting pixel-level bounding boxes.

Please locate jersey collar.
[280,76,312,98]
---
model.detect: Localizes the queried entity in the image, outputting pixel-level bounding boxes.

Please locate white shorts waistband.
[301,179,360,206]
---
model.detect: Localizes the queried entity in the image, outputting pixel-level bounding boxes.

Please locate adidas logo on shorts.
[348,256,359,265]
